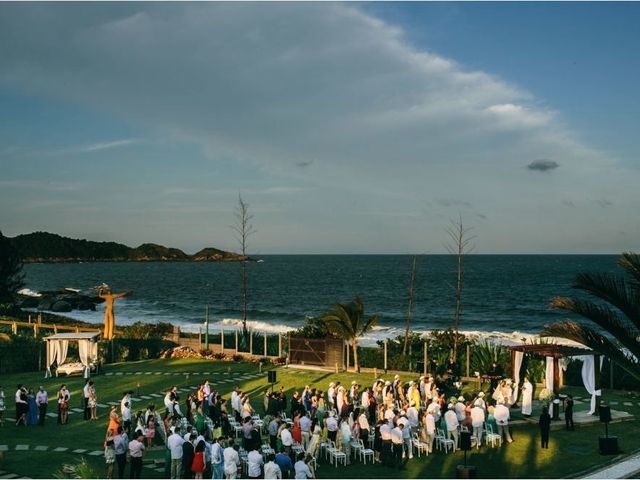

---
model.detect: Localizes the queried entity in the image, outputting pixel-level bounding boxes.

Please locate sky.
[0,2,639,254]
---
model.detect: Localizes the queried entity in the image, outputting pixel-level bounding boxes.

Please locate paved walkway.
[582,451,640,479]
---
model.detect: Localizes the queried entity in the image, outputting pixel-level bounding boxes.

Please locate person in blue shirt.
[275,452,294,479]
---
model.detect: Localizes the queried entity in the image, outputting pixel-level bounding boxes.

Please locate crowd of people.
[95,371,537,480]
[1,367,576,479]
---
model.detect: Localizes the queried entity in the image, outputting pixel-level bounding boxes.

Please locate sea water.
[22,255,618,345]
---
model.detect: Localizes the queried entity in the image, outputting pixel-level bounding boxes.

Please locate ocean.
[21,255,618,345]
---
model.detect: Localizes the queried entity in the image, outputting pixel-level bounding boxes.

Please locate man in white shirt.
[406,403,419,432]
[211,436,225,480]
[494,400,513,443]
[471,400,486,446]
[358,410,370,444]
[424,411,436,453]
[380,421,392,466]
[247,448,263,479]
[299,412,312,450]
[264,453,282,480]
[122,401,132,435]
[444,404,460,451]
[390,423,404,467]
[167,428,185,480]
[280,424,293,455]
[36,386,48,426]
[293,453,313,479]
[397,417,412,460]
[455,396,466,423]
[327,383,336,410]
[361,388,370,411]
[83,379,91,421]
[325,413,338,443]
[223,439,241,479]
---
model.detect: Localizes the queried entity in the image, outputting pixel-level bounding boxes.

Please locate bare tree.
[445,215,475,361]
[403,255,417,355]
[231,194,256,338]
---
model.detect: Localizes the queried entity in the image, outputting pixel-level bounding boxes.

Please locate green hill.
[9,232,243,263]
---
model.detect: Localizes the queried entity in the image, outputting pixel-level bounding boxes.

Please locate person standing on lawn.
[539,406,551,449]
[521,376,533,417]
[211,436,225,480]
[565,395,575,431]
[113,426,129,479]
[167,427,185,480]
[128,430,145,479]
[83,379,91,420]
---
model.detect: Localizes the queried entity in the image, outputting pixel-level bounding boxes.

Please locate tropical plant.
[544,252,640,382]
[0,231,24,304]
[319,297,379,372]
[471,340,509,375]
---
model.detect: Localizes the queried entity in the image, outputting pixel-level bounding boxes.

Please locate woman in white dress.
[521,376,533,416]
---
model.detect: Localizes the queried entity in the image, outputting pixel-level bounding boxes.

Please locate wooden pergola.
[508,344,597,394]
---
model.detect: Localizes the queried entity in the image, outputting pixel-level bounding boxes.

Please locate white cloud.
[0,2,637,252]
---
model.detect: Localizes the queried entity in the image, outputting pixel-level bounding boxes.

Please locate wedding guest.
[0,385,5,427]
[15,384,27,426]
[27,388,38,426]
[36,386,48,426]
[128,430,145,479]
[223,439,240,479]
[539,406,551,449]
[113,426,129,479]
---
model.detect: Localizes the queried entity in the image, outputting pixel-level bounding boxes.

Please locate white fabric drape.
[512,351,524,404]
[545,357,554,391]
[78,340,90,378]
[90,341,98,363]
[45,341,59,378]
[577,355,603,415]
[56,340,69,367]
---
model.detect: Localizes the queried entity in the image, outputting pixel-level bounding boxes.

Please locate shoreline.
[17,307,579,348]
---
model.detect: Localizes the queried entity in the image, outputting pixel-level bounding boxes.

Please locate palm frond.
[619,252,640,291]
[550,296,640,360]
[543,321,640,382]
[573,272,640,328]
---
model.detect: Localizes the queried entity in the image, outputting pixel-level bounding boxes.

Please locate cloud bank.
[0,2,637,253]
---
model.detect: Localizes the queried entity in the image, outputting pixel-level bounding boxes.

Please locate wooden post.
[221,330,225,354]
[76,327,80,333]
[552,357,560,395]
[423,342,427,376]
[510,350,516,379]
[38,313,42,324]
[264,332,267,356]
[28,315,32,324]
[235,330,239,353]
[12,321,17,334]
[346,342,350,371]
[198,328,202,350]
[278,335,282,358]
[54,324,58,334]
[384,339,388,372]
[33,323,37,337]
[610,360,614,390]
[249,331,253,355]
[204,305,209,350]
[466,344,470,378]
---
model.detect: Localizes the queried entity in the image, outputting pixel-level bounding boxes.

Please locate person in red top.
[292,413,302,444]
[191,440,206,479]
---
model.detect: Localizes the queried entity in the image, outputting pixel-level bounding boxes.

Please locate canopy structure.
[44,331,101,378]
[507,343,602,414]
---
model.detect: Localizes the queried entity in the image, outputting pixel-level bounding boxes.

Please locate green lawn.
[0,359,639,478]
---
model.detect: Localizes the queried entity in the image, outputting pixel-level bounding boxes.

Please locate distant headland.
[8,231,248,263]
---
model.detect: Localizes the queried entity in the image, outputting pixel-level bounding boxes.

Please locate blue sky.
[0,2,638,254]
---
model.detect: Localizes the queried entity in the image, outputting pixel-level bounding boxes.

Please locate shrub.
[232,354,245,362]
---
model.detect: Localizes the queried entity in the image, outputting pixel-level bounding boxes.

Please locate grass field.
[1,358,639,478]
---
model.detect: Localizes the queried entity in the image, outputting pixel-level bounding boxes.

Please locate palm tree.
[544,252,640,382]
[319,297,379,372]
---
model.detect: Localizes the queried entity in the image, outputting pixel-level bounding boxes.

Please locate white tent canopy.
[44,332,101,378]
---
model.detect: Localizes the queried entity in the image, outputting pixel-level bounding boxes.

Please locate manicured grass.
[0,359,639,478]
